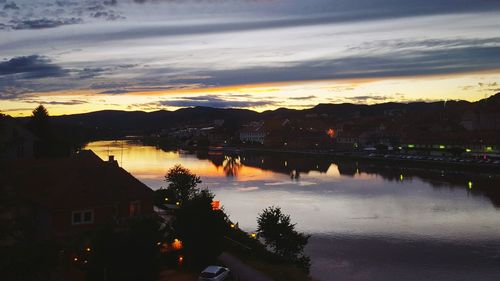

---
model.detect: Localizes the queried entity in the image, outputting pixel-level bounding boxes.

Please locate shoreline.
[204,146,500,173]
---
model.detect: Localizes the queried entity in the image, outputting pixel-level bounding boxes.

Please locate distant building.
[460,109,500,131]
[0,116,36,160]
[240,123,267,144]
[1,150,154,239]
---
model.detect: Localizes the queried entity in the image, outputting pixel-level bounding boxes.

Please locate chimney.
[108,155,118,166]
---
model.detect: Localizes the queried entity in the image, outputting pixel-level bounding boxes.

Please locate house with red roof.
[2,150,154,239]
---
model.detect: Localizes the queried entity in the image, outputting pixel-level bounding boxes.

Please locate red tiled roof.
[3,150,153,210]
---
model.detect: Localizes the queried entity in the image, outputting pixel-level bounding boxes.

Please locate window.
[129,201,141,216]
[72,210,93,225]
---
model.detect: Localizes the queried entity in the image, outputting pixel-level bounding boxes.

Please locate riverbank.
[206,146,500,172]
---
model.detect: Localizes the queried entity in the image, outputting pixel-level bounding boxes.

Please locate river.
[85,140,500,281]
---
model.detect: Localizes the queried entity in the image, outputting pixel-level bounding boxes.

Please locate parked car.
[199,266,230,281]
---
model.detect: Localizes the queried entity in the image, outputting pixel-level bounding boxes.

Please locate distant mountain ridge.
[17,93,500,138]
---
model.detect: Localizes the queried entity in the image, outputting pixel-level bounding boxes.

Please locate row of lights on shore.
[230,223,257,238]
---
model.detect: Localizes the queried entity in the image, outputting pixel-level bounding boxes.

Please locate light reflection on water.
[85,140,500,281]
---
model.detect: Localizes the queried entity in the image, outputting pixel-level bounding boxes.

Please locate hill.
[16,93,500,140]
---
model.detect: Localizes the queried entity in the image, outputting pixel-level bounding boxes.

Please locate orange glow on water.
[85,140,277,183]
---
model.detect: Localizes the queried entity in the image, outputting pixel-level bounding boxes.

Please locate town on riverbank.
[0,106,312,281]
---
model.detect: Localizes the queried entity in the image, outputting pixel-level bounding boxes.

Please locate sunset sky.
[1,0,500,116]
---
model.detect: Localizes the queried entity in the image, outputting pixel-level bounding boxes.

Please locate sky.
[1,0,500,116]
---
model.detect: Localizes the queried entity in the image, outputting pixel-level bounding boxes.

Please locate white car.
[199,266,230,281]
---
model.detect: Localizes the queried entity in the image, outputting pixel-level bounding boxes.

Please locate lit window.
[130,201,141,216]
[72,210,93,225]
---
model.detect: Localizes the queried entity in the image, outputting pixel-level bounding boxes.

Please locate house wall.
[49,199,154,238]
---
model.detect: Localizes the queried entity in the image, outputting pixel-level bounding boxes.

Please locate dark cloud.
[76,67,107,79]
[159,95,277,108]
[478,82,497,88]
[91,11,124,20]
[22,99,88,105]
[172,44,500,86]
[10,17,83,30]
[289,95,316,100]
[347,38,500,53]
[3,2,18,10]
[345,95,392,102]
[129,0,500,19]
[99,89,131,94]
[0,55,67,78]
[103,0,118,6]
[0,0,125,30]
[90,81,131,90]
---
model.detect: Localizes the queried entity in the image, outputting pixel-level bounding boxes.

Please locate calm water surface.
[85,140,500,281]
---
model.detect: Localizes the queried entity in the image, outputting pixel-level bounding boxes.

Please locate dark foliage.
[257,206,310,271]
[26,105,84,158]
[85,217,165,281]
[28,105,50,139]
[172,189,229,264]
[165,165,202,203]
[153,188,178,207]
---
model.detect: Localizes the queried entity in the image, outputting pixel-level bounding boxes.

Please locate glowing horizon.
[2,70,499,117]
[1,0,500,116]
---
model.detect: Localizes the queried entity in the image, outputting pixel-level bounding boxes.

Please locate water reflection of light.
[84,141,500,244]
[223,156,242,177]
[85,141,276,186]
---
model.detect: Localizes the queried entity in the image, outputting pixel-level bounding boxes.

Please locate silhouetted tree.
[29,105,50,139]
[164,165,202,202]
[257,206,310,271]
[172,189,229,264]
